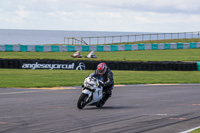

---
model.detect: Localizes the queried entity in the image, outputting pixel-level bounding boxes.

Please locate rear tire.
[77,93,88,109]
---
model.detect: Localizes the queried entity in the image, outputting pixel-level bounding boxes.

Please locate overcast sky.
[0,0,200,32]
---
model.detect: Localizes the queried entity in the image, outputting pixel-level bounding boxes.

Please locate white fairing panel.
[82,89,92,95]
[82,76,103,105]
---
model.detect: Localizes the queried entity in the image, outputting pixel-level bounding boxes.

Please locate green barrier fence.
[35,45,44,52]
[190,42,197,48]
[20,45,28,52]
[67,46,75,52]
[51,46,59,52]
[111,45,118,51]
[1,42,199,52]
[164,43,171,49]
[96,46,104,52]
[197,62,200,71]
[138,44,145,50]
[125,45,132,51]
[82,46,89,52]
[5,45,13,51]
[177,43,183,49]
[152,44,158,50]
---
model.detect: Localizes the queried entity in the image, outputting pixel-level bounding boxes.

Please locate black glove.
[99,80,105,87]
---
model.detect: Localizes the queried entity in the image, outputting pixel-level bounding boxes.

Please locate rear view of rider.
[93,63,114,107]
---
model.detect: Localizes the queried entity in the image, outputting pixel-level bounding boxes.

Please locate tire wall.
[0,59,198,71]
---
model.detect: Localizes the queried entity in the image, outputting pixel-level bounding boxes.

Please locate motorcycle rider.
[90,62,114,107]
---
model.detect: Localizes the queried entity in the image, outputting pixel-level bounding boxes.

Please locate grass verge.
[191,128,200,133]
[0,69,200,88]
[0,49,200,62]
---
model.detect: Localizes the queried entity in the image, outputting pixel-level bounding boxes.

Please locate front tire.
[77,93,88,109]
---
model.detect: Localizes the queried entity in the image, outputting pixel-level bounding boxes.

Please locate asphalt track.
[0,84,200,133]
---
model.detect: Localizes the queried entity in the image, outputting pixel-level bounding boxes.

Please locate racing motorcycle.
[77,75,104,109]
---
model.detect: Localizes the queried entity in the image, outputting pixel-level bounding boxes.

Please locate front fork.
[82,89,93,103]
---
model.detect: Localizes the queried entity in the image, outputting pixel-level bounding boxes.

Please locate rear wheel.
[77,93,88,109]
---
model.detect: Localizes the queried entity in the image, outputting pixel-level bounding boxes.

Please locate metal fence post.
[127,35,129,43]
[164,33,165,41]
[178,33,179,39]
[171,33,173,40]
[149,34,151,42]
[157,33,159,41]
[64,31,199,45]
[135,35,136,42]
[185,32,187,41]
[142,34,144,41]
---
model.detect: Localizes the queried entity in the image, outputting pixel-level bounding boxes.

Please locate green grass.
[191,128,200,133]
[0,69,91,88]
[0,49,200,62]
[1,42,200,88]
[0,69,200,88]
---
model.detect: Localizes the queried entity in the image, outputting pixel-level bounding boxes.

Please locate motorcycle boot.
[96,100,105,108]
[96,88,111,108]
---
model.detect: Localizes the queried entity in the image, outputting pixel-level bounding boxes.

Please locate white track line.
[1,84,200,95]
[115,83,200,87]
[180,126,200,133]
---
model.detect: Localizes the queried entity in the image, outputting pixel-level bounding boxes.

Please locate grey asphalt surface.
[0,84,200,133]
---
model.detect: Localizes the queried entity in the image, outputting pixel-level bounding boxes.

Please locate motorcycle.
[77,75,104,109]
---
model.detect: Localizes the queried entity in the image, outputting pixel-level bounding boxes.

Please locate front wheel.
[77,93,88,109]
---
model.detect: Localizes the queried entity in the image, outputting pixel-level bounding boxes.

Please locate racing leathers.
[90,67,114,106]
